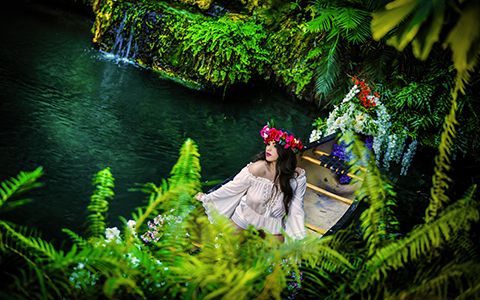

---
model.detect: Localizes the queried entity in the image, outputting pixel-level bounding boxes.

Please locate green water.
[0,3,317,241]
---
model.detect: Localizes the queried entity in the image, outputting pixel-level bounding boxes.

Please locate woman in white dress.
[195,124,307,242]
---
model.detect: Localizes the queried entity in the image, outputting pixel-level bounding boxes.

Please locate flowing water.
[0,3,318,242]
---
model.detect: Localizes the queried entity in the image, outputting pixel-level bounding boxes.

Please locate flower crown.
[260,124,304,153]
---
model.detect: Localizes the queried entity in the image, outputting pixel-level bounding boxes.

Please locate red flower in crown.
[260,124,303,153]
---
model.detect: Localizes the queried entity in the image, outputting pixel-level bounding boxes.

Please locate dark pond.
[0,3,318,242]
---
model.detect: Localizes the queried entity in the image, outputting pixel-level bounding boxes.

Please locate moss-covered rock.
[92,0,330,102]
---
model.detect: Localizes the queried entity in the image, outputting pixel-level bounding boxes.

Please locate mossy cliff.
[91,0,326,101]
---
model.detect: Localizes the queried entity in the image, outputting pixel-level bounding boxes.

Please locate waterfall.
[108,12,138,64]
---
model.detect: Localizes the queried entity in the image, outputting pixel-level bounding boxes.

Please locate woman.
[195,124,307,241]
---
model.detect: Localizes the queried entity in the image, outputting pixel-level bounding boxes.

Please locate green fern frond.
[0,167,43,209]
[358,187,479,287]
[51,244,124,273]
[104,277,145,299]
[456,277,480,300]
[61,228,88,249]
[400,261,480,299]
[285,240,353,275]
[135,139,202,234]
[345,133,399,256]
[358,160,398,256]
[0,220,60,262]
[425,95,459,223]
[87,167,115,238]
[134,184,188,232]
[443,2,480,95]
[168,138,201,191]
[393,82,435,110]
[7,266,68,300]
[449,228,479,260]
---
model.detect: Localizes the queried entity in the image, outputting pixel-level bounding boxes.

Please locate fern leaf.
[425,94,459,222]
[358,186,479,287]
[87,167,115,238]
[358,159,398,256]
[345,133,399,256]
[397,261,480,299]
[61,228,88,249]
[0,220,59,262]
[0,167,43,209]
[168,138,202,191]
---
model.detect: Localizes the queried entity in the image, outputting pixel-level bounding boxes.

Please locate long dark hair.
[253,143,298,213]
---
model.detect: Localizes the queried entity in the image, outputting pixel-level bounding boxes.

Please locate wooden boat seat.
[302,153,363,181]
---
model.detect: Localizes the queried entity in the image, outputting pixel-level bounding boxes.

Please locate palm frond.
[87,167,115,238]
[337,7,371,44]
[315,42,341,100]
[308,8,338,34]
[308,6,372,44]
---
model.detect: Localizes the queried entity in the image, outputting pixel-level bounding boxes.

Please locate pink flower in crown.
[284,135,294,149]
[260,125,270,140]
[274,130,284,142]
[259,123,304,153]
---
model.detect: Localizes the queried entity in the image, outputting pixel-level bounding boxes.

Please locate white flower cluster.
[125,252,141,267]
[400,140,417,175]
[324,98,387,137]
[342,85,360,103]
[104,219,138,244]
[105,227,121,244]
[310,82,418,175]
[309,129,322,143]
[127,219,137,237]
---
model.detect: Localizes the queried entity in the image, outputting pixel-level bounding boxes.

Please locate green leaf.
[411,2,445,60]
[443,2,480,94]
[371,0,418,41]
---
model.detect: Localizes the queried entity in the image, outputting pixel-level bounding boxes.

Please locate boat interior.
[298,137,364,237]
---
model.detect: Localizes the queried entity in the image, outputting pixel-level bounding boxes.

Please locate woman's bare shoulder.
[248,161,267,177]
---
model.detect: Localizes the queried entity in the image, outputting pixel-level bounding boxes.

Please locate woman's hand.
[195,192,205,201]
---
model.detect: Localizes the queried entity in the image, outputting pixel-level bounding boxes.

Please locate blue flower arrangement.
[331,142,353,184]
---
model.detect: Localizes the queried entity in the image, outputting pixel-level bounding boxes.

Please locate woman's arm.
[198,166,252,219]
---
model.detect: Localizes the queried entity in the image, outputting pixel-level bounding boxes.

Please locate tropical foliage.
[183,15,270,87]
[306,0,377,102]
[2,0,480,298]
[0,139,348,299]
[1,120,478,298]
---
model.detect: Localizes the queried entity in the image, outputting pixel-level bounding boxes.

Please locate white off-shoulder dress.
[200,163,307,240]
